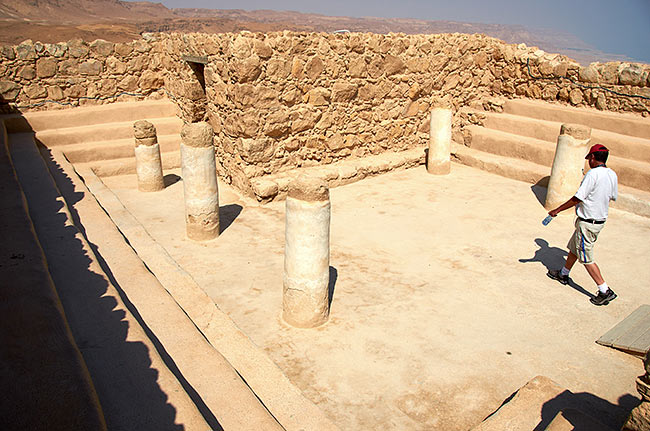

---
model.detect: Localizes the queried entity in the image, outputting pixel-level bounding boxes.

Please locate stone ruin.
[1,31,649,203]
[2,29,650,430]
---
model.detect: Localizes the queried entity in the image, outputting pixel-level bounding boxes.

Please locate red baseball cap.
[585,143,608,159]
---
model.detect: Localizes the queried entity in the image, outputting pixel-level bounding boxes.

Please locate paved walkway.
[102,163,649,430]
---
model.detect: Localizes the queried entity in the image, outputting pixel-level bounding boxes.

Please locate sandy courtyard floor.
[101,163,649,430]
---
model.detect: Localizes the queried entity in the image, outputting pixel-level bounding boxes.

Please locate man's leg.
[564,252,578,271]
[584,262,605,286]
[547,251,578,284]
[586,261,617,305]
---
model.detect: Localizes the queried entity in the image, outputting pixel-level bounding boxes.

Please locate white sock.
[598,282,609,294]
[560,267,570,276]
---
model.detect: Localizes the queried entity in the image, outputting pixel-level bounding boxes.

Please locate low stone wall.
[1,31,649,194]
[0,36,166,111]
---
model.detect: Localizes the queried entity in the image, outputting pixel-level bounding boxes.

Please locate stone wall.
[0,35,166,110]
[1,31,649,193]
[160,31,650,192]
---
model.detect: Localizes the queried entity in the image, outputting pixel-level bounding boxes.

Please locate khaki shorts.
[567,218,605,264]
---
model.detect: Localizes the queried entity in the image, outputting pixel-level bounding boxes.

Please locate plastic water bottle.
[542,215,553,226]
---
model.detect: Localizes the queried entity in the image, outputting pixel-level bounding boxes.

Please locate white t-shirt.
[574,166,618,220]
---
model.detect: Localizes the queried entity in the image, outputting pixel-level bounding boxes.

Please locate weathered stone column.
[544,124,591,210]
[283,176,331,328]
[427,107,452,175]
[180,122,219,241]
[134,120,164,192]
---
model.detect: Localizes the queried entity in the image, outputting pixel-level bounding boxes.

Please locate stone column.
[133,120,164,192]
[283,176,331,328]
[180,122,219,241]
[544,124,591,210]
[427,107,452,175]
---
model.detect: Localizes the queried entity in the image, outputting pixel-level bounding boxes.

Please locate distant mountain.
[0,0,637,65]
[0,0,174,22]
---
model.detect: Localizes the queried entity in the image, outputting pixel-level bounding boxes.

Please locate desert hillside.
[0,0,635,65]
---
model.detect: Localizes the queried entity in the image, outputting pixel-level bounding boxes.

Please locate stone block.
[118,75,138,91]
[238,138,275,163]
[266,58,291,81]
[16,41,36,60]
[251,178,279,200]
[291,57,304,80]
[569,88,584,105]
[106,56,127,74]
[619,64,645,86]
[305,56,324,81]
[579,65,599,83]
[331,82,358,102]
[36,58,57,78]
[19,65,36,80]
[24,84,47,99]
[264,108,291,138]
[90,39,114,58]
[45,43,67,58]
[47,85,64,101]
[383,54,405,76]
[67,39,89,58]
[139,71,163,90]
[114,43,134,56]
[79,60,102,76]
[307,88,330,106]
[253,39,273,59]
[290,108,321,133]
[1,45,15,60]
[234,56,262,83]
[0,80,20,101]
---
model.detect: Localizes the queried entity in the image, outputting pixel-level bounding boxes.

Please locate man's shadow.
[519,238,594,299]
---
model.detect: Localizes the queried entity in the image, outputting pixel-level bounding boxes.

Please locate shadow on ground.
[328,266,338,307]
[220,203,242,233]
[35,144,221,430]
[531,177,550,206]
[519,238,593,298]
[535,390,640,430]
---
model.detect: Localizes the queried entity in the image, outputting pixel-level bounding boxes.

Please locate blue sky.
[138,0,650,62]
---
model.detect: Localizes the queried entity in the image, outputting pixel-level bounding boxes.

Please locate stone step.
[471,376,616,431]
[35,116,182,147]
[503,98,650,139]
[8,131,212,430]
[451,142,650,218]
[75,150,181,177]
[63,134,181,163]
[250,147,426,202]
[0,122,106,431]
[466,126,650,192]
[75,162,341,431]
[3,99,178,133]
[9,130,284,430]
[481,111,650,164]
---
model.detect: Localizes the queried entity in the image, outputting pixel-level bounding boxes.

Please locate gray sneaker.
[547,269,569,285]
[590,289,617,306]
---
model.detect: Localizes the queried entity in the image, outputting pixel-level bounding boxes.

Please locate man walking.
[546,143,619,306]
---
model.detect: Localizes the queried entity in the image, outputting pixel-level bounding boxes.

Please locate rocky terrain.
[0,0,636,65]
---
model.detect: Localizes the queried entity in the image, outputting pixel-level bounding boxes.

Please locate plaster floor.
[101,163,649,430]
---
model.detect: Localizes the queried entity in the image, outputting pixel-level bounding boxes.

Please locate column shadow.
[219,203,242,233]
[163,173,181,187]
[531,177,550,206]
[518,238,593,299]
[328,266,338,307]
